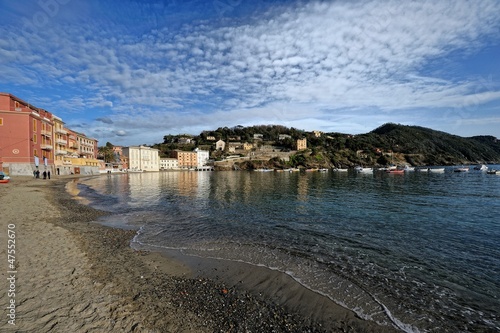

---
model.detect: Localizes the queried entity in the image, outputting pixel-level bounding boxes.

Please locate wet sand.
[0,176,398,332]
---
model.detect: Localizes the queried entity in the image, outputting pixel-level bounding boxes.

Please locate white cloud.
[1,0,500,144]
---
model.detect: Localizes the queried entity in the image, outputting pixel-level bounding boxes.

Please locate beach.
[0,176,396,333]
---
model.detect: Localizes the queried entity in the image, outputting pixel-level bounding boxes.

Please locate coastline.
[0,176,398,332]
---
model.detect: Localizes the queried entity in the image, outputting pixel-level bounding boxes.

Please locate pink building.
[0,93,55,175]
[0,92,99,176]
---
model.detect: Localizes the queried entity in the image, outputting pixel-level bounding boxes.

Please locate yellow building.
[296,138,307,151]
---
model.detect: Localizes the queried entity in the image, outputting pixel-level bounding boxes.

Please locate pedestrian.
[43,171,47,179]
[36,170,40,178]
[33,170,36,178]
[47,170,51,179]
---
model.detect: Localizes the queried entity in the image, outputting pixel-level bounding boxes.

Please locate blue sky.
[1,0,500,146]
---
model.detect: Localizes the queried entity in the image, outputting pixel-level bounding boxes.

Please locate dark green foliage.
[150,123,499,167]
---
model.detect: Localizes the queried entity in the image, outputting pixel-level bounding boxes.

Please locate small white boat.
[486,169,497,175]
[453,166,469,173]
[403,166,415,172]
[429,168,445,173]
[333,168,348,172]
[355,166,373,173]
[473,164,488,172]
[254,168,273,172]
[417,167,429,172]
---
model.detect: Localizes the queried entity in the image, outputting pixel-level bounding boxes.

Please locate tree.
[98,142,115,163]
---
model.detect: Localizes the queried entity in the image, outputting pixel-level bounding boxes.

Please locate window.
[33,119,37,131]
[34,149,37,157]
[33,135,37,143]
[0,118,3,126]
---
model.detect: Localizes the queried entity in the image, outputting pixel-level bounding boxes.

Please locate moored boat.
[403,165,415,172]
[486,169,497,175]
[386,169,405,174]
[473,164,488,172]
[429,168,445,173]
[453,166,469,172]
[355,166,373,173]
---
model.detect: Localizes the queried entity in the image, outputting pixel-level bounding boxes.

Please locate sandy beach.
[0,176,397,333]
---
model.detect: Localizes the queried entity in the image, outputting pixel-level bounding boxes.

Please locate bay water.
[76,168,500,332]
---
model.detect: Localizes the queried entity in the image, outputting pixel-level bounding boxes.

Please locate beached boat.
[0,174,10,183]
[0,172,10,183]
[453,166,469,172]
[429,168,445,173]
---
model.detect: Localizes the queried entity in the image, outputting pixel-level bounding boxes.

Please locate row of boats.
[254,165,499,174]
[353,164,498,174]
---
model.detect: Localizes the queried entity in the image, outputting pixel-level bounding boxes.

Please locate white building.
[215,139,225,151]
[195,149,210,168]
[123,145,159,171]
[160,158,179,170]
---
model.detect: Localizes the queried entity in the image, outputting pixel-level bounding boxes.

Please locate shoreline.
[0,176,398,332]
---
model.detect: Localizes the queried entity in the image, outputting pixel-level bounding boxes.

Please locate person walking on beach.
[47,170,51,179]
[43,171,47,179]
[33,170,36,178]
[36,170,40,178]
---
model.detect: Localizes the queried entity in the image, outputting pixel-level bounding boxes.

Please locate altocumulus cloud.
[1,0,499,144]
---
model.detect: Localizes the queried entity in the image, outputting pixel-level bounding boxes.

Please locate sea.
[75,166,500,333]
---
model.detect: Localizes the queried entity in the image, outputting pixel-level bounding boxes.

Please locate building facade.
[171,150,197,169]
[296,138,307,151]
[195,149,210,168]
[160,158,179,170]
[0,93,54,175]
[123,146,160,171]
[0,93,100,176]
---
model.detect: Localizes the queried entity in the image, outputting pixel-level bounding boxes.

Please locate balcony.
[55,128,68,135]
[55,149,67,156]
[56,139,67,145]
[41,130,52,137]
[41,144,53,150]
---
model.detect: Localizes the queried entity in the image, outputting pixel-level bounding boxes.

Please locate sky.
[1,0,500,146]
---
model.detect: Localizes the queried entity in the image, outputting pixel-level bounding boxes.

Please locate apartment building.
[296,138,307,151]
[160,157,179,170]
[195,149,209,168]
[171,150,197,169]
[0,93,55,175]
[0,92,99,176]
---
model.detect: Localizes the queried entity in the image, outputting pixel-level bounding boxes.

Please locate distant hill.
[152,123,500,168]
[362,123,500,165]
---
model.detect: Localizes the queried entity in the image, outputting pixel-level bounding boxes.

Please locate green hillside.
[152,123,500,169]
